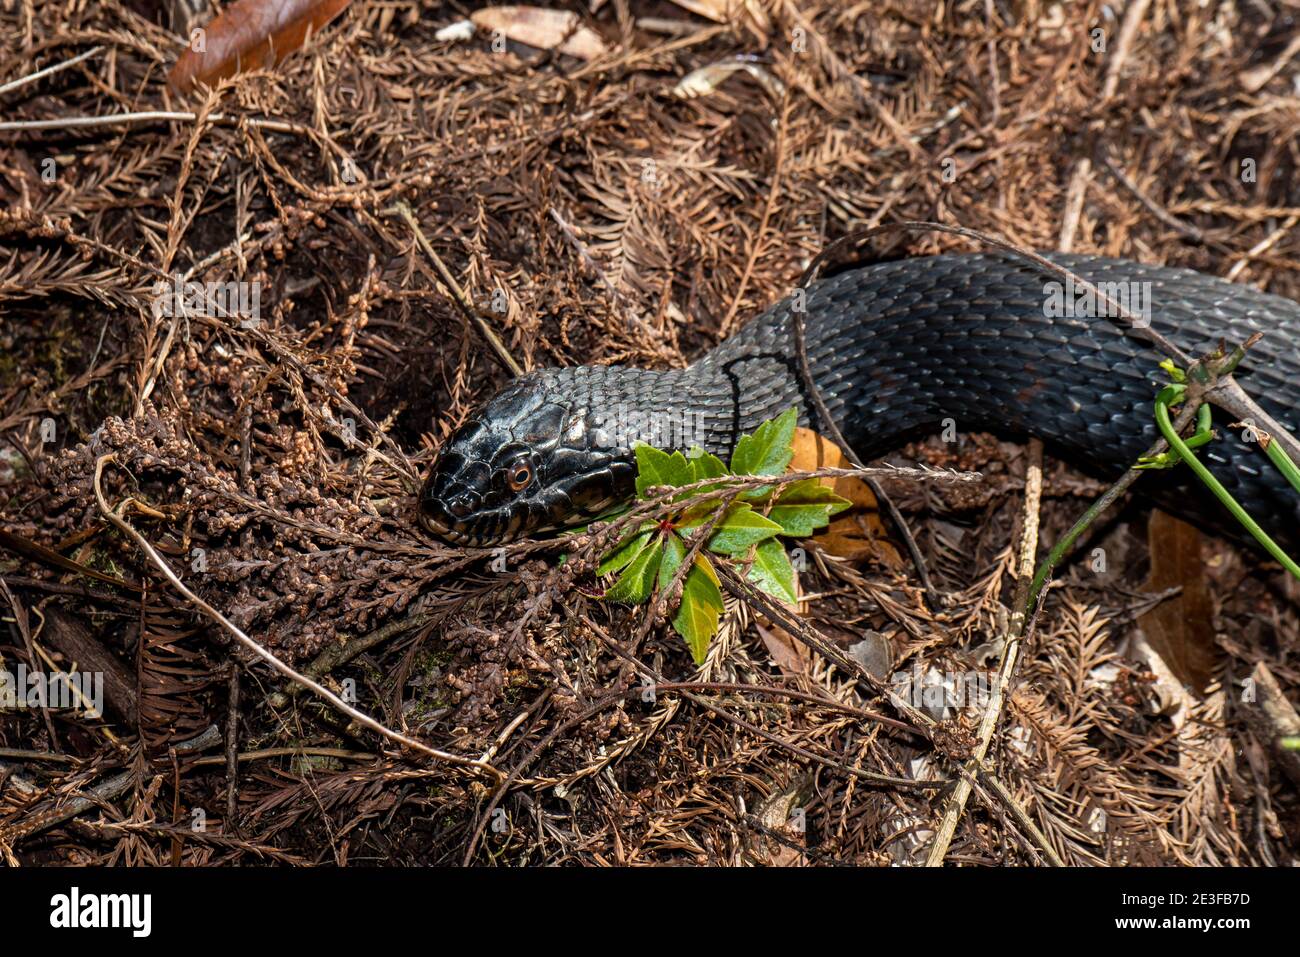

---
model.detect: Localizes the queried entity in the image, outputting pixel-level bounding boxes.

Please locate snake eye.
[506,462,533,492]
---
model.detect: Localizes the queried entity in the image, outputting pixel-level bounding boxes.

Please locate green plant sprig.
[1151,383,1300,579]
[1027,349,1300,617]
[596,408,850,664]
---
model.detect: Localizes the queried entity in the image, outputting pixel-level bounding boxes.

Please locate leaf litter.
[0,0,1298,866]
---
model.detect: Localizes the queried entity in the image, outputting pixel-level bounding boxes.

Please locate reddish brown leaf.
[168,0,353,94]
[754,620,811,677]
[1139,510,1219,692]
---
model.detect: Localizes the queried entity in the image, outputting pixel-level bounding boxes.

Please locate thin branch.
[91,454,502,783]
[1097,150,1207,244]
[924,440,1043,865]
[977,770,1066,866]
[388,201,524,377]
[1059,0,1152,249]
[0,726,220,846]
[719,93,791,339]
[798,219,1300,485]
[0,45,103,98]
[714,563,941,738]
[0,110,318,135]
[798,220,1192,366]
[789,276,944,611]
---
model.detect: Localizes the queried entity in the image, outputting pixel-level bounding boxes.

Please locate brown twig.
[0,726,220,846]
[225,663,240,830]
[789,270,945,611]
[924,440,1043,866]
[1097,150,1207,245]
[91,453,501,783]
[389,201,524,378]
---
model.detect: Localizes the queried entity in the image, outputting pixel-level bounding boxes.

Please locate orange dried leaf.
[168,0,353,94]
[789,427,903,566]
[814,514,903,567]
[790,427,867,506]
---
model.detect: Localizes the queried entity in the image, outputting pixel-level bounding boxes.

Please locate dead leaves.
[469,6,608,61]
[788,427,903,567]
[1139,510,1219,693]
[671,57,786,101]
[168,0,353,93]
[754,619,811,676]
[667,0,771,39]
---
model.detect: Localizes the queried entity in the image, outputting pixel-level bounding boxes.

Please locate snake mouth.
[416,509,454,538]
[418,514,488,546]
[416,496,479,544]
[417,496,526,547]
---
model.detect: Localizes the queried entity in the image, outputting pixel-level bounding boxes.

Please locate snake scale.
[418,252,1300,556]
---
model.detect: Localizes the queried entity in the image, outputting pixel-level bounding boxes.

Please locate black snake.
[417,252,1300,556]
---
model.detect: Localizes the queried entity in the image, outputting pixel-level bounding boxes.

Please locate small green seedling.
[598,408,850,664]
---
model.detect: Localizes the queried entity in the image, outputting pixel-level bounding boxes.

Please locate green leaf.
[634,445,695,498]
[676,499,725,531]
[729,407,798,477]
[705,504,782,556]
[767,479,851,537]
[672,556,724,665]
[687,448,727,482]
[604,536,663,603]
[657,530,686,591]
[746,539,798,605]
[596,528,652,576]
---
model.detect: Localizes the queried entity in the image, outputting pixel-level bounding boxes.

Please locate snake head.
[417,371,637,546]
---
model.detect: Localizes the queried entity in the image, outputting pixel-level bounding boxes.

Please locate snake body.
[418,253,1300,552]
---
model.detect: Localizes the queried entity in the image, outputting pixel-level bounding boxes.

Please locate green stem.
[1028,482,1128,612]
[1260,430,1300,497]
[1155,396,1300,580]
[1025,401,1200,615]
[1027,341,1300,612]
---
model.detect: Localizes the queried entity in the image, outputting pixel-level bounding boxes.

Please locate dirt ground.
[1,0,1299,865]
